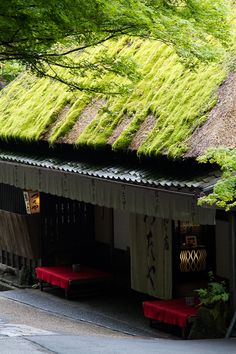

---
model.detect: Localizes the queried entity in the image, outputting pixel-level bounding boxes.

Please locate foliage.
[0,37,228,153]
[189,272,229,338]
[195,271,229,308]
[198,148,236,210]
[0,61,23,87]
[0,2,233,152]
[0,0,233,90]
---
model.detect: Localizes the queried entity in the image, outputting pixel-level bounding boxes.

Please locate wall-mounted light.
[23,190,40,214]
[180,247,207,272]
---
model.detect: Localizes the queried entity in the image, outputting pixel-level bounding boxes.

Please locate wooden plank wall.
[0,210,40,260]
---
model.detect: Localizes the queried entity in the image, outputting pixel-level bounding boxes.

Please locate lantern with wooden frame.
[23,190,40,214]
[180,246,207,272]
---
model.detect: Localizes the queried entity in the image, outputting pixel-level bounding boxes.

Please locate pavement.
[0,334,236,354]
[0,285,173,338]
[0,285,235,353]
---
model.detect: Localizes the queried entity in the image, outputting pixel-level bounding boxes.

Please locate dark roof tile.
[0,149,220,192]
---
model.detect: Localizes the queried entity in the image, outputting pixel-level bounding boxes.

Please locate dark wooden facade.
[0,182,224,301]
[0,184,40,270]
[0,184,95,273]
[40,193,94,267]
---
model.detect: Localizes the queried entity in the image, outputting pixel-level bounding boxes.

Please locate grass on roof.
[0,36,230,158]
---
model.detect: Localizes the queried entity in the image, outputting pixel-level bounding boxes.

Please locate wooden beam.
[229,211,236,311]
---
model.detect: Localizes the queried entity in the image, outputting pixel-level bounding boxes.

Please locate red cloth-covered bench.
[36,265,112,299]
[143,298,198,335]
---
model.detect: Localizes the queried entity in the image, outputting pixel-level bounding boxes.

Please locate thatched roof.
[185,72,236,158]
[0,37,233,160]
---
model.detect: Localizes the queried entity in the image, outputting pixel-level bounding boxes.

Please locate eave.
[0,148,217,225]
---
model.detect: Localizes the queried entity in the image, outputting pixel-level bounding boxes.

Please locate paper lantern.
[180,248,207,272]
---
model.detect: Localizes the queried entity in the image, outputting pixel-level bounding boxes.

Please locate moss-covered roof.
[0,37,232,159]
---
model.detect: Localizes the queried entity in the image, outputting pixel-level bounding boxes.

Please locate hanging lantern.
[23,190,40,214]
[180,247,207,272]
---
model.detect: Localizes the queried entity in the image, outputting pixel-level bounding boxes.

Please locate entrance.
[172,221,216,297]
[41,193,94,267]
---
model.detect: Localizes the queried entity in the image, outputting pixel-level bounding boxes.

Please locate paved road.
[0,288,169,337]
[0,334,236,354]
[0,295,127,352]
[0,292,235,353]
[0,296,125,337]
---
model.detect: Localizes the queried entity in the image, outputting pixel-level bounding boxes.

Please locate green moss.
[0,36,231,158]
[49,93,92,143]
[112,45,227,157]
[135,62,226,158]
[0,73,73,141]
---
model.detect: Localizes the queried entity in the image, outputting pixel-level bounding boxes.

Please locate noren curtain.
[130,214,172,299]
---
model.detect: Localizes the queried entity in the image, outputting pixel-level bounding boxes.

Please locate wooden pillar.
[229,211,236,310]
[110,209,115,270]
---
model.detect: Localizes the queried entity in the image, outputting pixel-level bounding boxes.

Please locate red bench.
[36,265,112,299]
[143,298,198,336]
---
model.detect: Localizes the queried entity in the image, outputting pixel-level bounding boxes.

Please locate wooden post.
[110,209,115,270]
[65,288,70,300]
[225,310,236,338]
[225,211,236,338]
[229,211,236,311]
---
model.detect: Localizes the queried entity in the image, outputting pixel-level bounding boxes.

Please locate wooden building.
[0,37,234,309]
